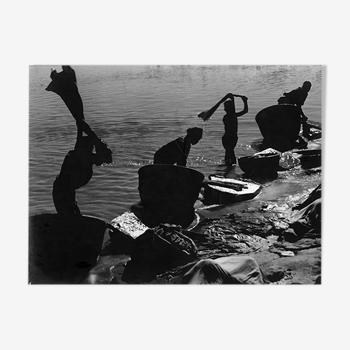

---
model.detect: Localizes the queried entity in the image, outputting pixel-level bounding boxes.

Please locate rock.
[253,246,321,284]
[283,184,322,242]
[121,225,198,284]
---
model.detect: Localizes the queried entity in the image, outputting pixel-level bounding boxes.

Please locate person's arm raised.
[235,95,248,117]
[198,93,231,121]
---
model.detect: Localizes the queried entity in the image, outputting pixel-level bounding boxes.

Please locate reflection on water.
[29,65,322,221]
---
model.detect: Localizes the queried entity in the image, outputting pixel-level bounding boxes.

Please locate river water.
[29,65,322,222]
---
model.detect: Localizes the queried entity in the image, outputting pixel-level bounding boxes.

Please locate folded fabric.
[182,255,269,284]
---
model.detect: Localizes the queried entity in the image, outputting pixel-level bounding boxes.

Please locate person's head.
[186,127,203,145]
[95,139,113,165]
[302,81,312,92]
[224,99,235,114]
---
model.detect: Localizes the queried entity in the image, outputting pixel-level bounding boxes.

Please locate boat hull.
[238,153,280,176]
[203,175,262,205]
[294,149,322,169]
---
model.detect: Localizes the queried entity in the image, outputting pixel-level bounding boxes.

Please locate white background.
[2,1,349,349]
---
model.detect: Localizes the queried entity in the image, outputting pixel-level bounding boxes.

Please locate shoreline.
[88,189,321,285]
[29,167,321,285]
[29,132,322,285]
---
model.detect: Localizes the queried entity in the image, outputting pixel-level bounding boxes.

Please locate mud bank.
[80,185,321,285]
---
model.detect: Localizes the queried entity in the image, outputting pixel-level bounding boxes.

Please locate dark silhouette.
[198,93,248,165]
[135,164,204,228]
[29,213,107,284]
[46,65,98,141]
[153,127,203,166]
[222,94,248,165]
[255,105,304,152]
[47,66,113,215]
[52,126,112,216]
[197,93,232,121]
[277,81,312,137]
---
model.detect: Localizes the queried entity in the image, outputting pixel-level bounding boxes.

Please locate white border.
[3,1,349,349]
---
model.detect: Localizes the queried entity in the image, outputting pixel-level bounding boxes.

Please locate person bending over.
[277,81,312,137]
[153,127,203,167]
[52,125,112,216]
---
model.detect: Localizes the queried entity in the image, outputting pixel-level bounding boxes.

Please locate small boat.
[238,148,281,176]
[203,174,262,204]
[293,149,321,169]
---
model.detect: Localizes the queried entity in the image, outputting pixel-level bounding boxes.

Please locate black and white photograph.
[3,1,350,349]
[29,65,322,285]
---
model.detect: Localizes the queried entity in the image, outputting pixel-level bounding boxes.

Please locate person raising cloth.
[277,81,313,137]
[46,65,113,215]
[153,127,203,167]
[46,65,98,141]
[53,124,112,216]
[221,94,248,165]
[198,93,234,122]
[198,93,248,165]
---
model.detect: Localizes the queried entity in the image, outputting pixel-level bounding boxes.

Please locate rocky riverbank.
[79,172,321,285]
[29,133,322,285]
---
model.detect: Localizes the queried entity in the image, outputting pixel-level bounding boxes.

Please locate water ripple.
[29,65,322,220]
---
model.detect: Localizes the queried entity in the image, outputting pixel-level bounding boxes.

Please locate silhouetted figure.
[222,94,248,165]
[277,81,312,137]
[47,66,113,215]
[53,125,112,216]
[153,127,203,166]
[46,65,98,141]
[198,93,234,121]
